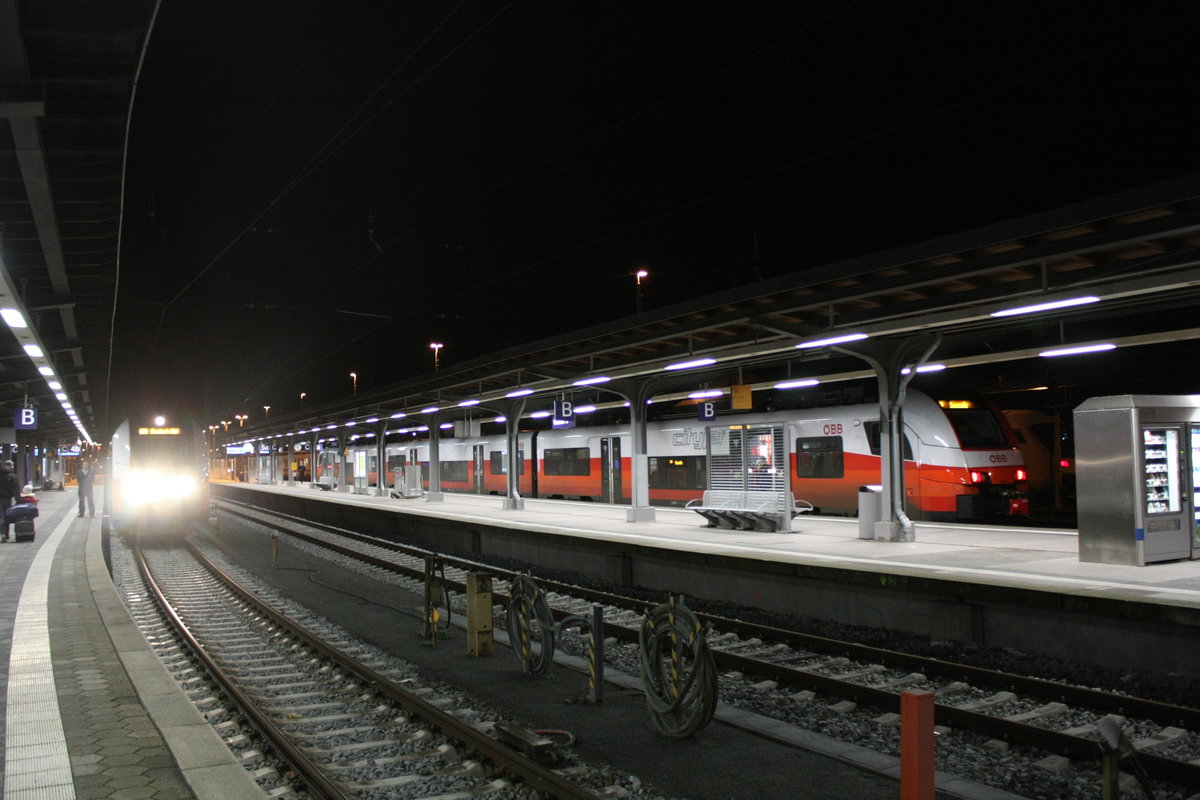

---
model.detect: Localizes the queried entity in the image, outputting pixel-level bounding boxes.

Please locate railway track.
[215,497,1200,795]
[122,536,608,800]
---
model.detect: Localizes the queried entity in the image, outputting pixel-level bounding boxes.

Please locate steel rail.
[217,498,1200,789]
[134,544,352,800]
[179,537,601,800]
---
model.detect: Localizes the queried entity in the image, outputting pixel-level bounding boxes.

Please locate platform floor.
[0,489,260,800]
[234,481,1200,612]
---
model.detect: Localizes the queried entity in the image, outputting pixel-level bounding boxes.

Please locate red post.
[901,690,935,800]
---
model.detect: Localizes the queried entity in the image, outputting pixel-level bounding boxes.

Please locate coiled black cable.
[639,596,717,738]
[506,573,556,675]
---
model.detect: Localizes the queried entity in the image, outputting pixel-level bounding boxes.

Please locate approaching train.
[110,413,209,536]
[330,388,1029,521]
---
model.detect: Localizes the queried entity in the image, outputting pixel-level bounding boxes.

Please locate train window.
[648,456,706,490]
[864,423,914,459]
[489,450,525,475]
[442,460,469,482]
[943,408,1007,449]
[543,447,591,476]
[795,437,844,478]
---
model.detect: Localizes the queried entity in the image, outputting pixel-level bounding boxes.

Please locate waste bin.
[857,485,882,539]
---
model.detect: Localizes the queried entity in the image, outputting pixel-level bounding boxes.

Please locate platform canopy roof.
[2,1,1198,444]
[0,0,156,443]
[258,173,1200,434]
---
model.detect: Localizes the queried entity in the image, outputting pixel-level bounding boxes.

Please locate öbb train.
[335,389,1029,521]
[110,413,209,536]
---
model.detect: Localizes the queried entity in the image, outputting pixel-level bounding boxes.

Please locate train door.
[473,445,485,494]
[599,436,623,503]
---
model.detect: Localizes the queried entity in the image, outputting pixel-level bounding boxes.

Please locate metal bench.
[685,489,813,532]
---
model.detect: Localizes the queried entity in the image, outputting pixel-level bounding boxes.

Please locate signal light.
[1059,459,1071,468]
[1015,468,1028,481]
[970,470,986,484]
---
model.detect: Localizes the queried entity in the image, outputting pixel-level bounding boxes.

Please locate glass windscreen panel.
[1143,428,1180,515]
[1191,427,1200,547]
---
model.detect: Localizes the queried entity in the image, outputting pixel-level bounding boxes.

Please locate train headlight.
[122,470,198,507]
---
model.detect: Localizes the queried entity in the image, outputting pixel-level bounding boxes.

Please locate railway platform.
[216,480,1200,678]
[0,488,259,800]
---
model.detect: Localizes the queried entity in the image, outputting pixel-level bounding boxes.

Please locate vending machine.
[1075,396,1199,566]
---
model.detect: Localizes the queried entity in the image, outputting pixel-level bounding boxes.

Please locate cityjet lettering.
[671,427,707,450]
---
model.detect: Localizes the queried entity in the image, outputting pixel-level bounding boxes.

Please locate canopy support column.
[837,334,940,541]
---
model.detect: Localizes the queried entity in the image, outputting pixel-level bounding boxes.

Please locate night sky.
[112,2,1200,424]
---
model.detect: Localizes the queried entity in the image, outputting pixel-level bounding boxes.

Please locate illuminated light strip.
[689,390,724,399]
[1039,343,1116,357]
[421,406,440,414]
[573,376,611,386]
[506,388,534,398]
[901,364,946,375]
[990,295,1100,317]
[665,357,716,371]
[796,332,868,349]
[774,379,820,390]
[459,399,480,407]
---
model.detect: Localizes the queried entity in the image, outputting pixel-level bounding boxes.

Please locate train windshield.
[132,433,195,468]
[942,405,1008,449]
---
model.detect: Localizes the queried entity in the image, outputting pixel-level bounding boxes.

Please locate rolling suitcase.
[13,518,34,542]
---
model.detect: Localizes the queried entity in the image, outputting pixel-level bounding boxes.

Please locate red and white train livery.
[351,389,1028,521]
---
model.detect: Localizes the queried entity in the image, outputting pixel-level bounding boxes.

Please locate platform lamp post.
[299,392,306,408]
[430,342,443,370]
[634,269,648,313]
[263,405,271,418]
[236,414,247,427]
[350,372,357,394]
[220,420,231,431]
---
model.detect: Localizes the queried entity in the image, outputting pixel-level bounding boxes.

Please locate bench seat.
[685,489,813,532]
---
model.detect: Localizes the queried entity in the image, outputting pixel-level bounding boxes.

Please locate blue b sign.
[14,407,37,430]
[698,401,717,421]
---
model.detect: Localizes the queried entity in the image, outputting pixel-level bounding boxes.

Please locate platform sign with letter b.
[14,407,37,430]
[698,401,717,421]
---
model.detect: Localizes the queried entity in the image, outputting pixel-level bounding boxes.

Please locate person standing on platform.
[0,460,20,541]
[78,459,95,518]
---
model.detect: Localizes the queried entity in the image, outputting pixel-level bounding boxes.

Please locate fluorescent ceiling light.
[1,308,27,328]
[494,415,507,423]
[23,344,43,358]
[459,399,480,407]
[775,379,820,390]
[688,390,724,399]
[506,388,534,398]
[38,366,54,376]
[796,332,868,349]
[391,412,406,419]
[665,357,716,371]
[901,364,946,374]
[530,411,551,418]
[344,420,357,426]
[365,417,379,424]
[573,376,611,386]
[421,406,439,414]
[574,405,597,414]
[991,295,1100,318]
[1039,343,1116,358]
